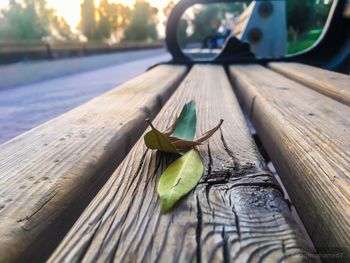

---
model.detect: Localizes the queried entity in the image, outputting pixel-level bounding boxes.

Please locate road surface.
[0,49,171,144]
[0,48,168,89]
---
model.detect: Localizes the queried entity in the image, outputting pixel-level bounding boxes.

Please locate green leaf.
[170,101,197,141]
[157,149,204,213]
[144,119,178,154]
[163,116,180,136]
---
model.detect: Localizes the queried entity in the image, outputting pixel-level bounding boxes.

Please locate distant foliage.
[79,0,158,42]
[80,0,97,40]
[287,0,333,53]
[96,1,132,41]
[0,0,77,41]
[287,0,332,35]
[179,3,246,46]
[0,0,160,43]
[123,0,159,42]
[0,0,49,40]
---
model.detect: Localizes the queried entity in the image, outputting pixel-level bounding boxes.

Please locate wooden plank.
[49,65,309,263]
[0,65,187,262]
[269,62,350,106]
[229,64,350,260]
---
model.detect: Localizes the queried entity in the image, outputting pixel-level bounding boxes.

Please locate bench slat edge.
[269,62,350,106]
[0,65,187,262]
[229,64,350,261]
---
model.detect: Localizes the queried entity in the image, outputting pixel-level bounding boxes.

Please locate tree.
[0,0,49,40]
[97,0,131,41]
[189,4,221,43]
[80,0,130,41]
[123,0,159,42]
[50,16,79,42]
[286,0,314,35]
[287,0,333,35]
[80,0,97,40]
[286,0,333,50]
[0,0,77,41]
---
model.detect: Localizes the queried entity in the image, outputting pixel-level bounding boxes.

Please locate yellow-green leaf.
[157,149,204,213]
[144,119,178,153]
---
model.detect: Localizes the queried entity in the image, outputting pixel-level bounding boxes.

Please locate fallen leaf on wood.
[144,101,224,213]
[157,149,204,213]
[169,119,224,150]
[144,119,178,154]
[144,111,223,153]
[170,100,196,141]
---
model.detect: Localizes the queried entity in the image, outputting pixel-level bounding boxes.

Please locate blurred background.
[177,0,333,59]
[0,0,334,144]
[0,0,333,63]
[0,0,168,42]
[0,0,178,63]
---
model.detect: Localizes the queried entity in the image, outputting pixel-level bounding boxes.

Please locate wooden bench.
[48,65,310,262]
[0,62,349,262]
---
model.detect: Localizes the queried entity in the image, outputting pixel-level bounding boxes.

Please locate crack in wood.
[232,205,241,240]
[196,195,202,263]
[219,129,240,170]
[17,190,58,227]
[221,225,231,263]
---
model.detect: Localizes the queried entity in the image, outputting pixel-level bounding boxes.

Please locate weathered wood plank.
[0,65,187,262]
[229,64,350,261]
[269,62,350,106]
[50,65,309,263]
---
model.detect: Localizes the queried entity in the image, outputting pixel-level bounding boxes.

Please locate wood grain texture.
[269,62,350,106]
[0,65,187,262]
[229,64,350,261]
[50,65,309,263]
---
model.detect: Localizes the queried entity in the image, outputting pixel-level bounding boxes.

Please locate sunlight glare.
[0,0,177,31]
[50,0,174,29]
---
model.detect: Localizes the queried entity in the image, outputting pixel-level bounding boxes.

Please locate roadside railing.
[0,40,164,64]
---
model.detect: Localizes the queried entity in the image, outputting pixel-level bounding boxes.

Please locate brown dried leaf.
[195,119,224,143]
[170,138,202,150]
[168,119,224,150]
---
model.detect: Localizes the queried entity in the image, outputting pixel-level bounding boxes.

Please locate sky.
[0,0,173,29]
